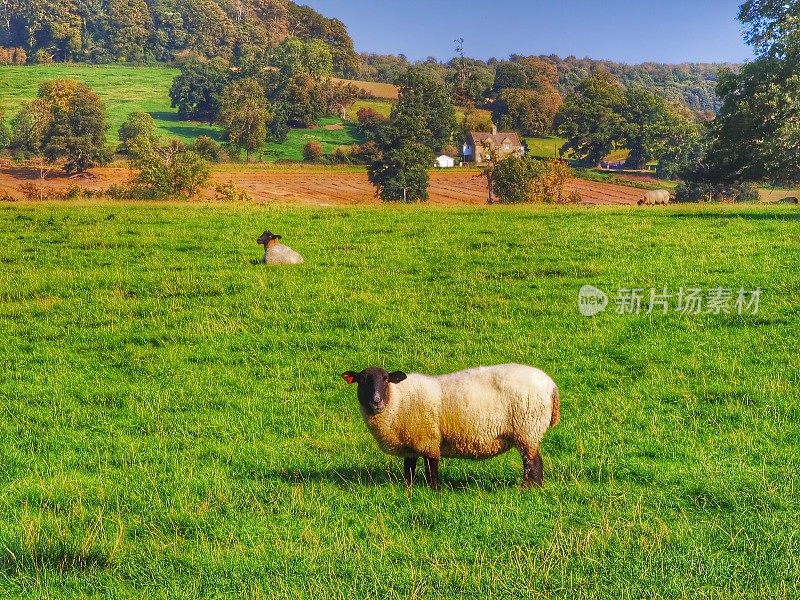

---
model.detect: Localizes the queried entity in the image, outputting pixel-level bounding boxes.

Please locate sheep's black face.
[258,231,282,245]
[341,367,407,415]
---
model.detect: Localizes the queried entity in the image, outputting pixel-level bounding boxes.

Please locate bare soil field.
[0,161,647,205]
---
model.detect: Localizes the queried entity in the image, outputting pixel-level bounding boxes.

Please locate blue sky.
[301,0,753,64]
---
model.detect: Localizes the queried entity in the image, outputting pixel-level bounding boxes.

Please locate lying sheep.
[341,364,560,490]
[257,230,304,265]
[638,189,671,206]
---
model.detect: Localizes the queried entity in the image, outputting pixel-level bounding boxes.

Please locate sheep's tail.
[550,386,560,428]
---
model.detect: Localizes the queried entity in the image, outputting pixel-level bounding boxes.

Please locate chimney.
[492,125,498,135]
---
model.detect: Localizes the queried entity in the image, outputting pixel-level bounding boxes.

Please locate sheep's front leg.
[403,457,418,486]
[521,447,543,488]
[423,457,440,492]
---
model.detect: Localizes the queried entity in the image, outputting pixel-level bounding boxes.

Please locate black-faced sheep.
[257,230,304,265]
[638,190,671,206]
[341,364,560,491]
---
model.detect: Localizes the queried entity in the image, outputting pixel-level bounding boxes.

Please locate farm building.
[435,155,456,168]
[463,127,525,165]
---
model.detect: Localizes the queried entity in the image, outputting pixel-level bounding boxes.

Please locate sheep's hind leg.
[521,447,543,488]
[403,457,418,487]
[423,457,441,492]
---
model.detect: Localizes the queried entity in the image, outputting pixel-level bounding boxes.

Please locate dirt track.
[0,162,647,206]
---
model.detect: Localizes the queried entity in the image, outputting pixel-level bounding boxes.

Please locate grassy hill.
[0,65,597,165]
[0,65,365,161]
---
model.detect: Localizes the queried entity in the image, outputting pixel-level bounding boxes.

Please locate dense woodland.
[0,0,359,75]
[358,54,733,115]
[1,0,733,114]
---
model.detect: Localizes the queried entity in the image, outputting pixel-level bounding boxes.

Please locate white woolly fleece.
[263,243,304,265]
[360,364,559,460]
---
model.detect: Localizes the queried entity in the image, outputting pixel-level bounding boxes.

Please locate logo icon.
[578,285,608,317]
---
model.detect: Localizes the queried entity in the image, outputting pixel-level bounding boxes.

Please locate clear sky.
[300,0,753,64]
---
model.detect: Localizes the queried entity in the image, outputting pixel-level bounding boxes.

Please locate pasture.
[0,201,798,598]
[0,65,363,160]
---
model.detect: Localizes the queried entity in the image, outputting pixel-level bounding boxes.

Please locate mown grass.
[0,201,798,597]
[0,64,215,145]
[261,117,362,162]
[524,136,567,159]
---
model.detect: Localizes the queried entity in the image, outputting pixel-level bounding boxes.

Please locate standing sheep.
[638,190,671,206]
[257,230,304,265]
[341,364,560,490]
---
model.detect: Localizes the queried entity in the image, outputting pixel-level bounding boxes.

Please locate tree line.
[0,0,358,76]
[356,53,733,116]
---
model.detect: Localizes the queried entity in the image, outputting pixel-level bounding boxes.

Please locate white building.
[435,155,456,168]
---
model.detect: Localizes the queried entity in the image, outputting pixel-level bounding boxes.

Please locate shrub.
[0,109,9,149]
[303,141,323,162]
[350,142,379,165]
[0,47,27,65]
[33,49,53,64]
[356,107,388,140]
[132,140,210,198]
[493,157,573,204]
[214,182,252,202]
[531,159,573,203]
[675,181,759,203]
[192,136,223,162]
[118,112,156,155]
[330,146,351,164]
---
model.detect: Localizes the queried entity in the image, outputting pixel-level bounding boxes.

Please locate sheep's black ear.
[388,371,407,384]
[341,371,358,385]
[275,234,283,240]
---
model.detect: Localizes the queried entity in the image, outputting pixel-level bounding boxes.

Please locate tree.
[356,107,388,141]
[555,71,627,165]
[383,67,456,154]
[10,99,50,157]
[132,140,210,197]
[118,111,157,155]
[43,83,109,173]
[493,86,563,136]
[217,77,269,161]
[268,104,289,142]
[689,1,800,186]
[320,79,358,119]
[270,36,333,79]
[493,62,528,94]
[367,143,433,202]
[265,72,326,127]
[366,67,456,202]
[11,79,108,173]
[621,87,700,170]
[302,141,322,161]
[169,58,231,122]
[738,0,800,57]
[106,0,152,62]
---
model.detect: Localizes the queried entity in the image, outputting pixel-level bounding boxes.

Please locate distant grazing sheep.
[638,189,671,206]
[257,230,304,265]
[341,364,560,490]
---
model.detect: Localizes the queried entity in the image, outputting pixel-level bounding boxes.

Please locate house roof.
[468,132,523,147]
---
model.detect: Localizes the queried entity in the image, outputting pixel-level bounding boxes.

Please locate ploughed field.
[0,162,647,205]
[1,201,799,598]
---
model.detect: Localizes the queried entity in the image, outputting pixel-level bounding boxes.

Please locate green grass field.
[0,201,798,598]
[0,65,363,161]
[524,136,568,159]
